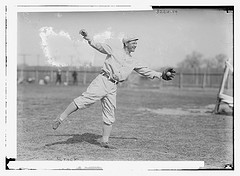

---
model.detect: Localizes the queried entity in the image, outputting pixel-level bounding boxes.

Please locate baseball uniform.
[74,39,162,125]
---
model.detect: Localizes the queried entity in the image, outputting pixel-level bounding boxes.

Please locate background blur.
[17,8,233,90]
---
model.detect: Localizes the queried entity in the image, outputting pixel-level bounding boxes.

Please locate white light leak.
[117,32,125,42]
[93,28,114,43]
[93,28,126,50]
[39,27,72,67]
[39,27,125,67]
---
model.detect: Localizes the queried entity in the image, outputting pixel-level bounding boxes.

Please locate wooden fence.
[17,68,233,90]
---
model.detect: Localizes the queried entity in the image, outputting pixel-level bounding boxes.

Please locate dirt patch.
[138,104,232,116]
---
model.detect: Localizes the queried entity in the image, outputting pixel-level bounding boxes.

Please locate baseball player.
[52,29,176,148]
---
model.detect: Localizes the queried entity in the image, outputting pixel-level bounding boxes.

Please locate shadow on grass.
[45,133,138,147]
[45,133,101,147]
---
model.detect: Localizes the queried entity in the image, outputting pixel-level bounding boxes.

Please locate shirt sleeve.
[134,61,162,79]
[88,40,112,55]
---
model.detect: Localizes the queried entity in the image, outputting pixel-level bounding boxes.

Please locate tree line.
[176,51,228,73]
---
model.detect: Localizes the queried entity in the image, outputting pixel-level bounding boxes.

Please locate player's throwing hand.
[79,29,92,41]
[79,29,88,37]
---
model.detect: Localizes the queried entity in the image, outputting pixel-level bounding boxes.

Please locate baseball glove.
[161,67,176,81]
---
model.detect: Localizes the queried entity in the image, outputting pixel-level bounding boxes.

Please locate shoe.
[52,118,62,130]
[99,141,116,149]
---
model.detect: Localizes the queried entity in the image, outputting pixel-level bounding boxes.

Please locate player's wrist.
[87,38,94,45]
[154,72,162,79]
[159,72,163,79]
[84,36,92,41]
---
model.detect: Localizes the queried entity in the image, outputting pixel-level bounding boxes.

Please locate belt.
[100,70,119,84]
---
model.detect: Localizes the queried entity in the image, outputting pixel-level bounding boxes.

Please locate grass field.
[17,84,233,169]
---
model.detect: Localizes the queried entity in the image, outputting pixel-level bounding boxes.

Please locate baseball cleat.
[52,118,62,130]
[99,142,116,149]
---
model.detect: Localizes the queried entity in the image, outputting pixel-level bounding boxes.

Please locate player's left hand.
[161,67,176,81]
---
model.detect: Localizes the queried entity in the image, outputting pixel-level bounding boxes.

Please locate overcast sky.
[17,8,233,68]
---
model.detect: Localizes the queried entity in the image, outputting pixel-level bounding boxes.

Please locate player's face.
[126,40,138,53]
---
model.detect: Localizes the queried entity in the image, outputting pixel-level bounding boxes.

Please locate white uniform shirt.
[88,40,161,82]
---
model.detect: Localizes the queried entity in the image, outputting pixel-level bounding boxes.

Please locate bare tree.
[177,51,204,85]
[215,54,227,69]
[178,51,203,70]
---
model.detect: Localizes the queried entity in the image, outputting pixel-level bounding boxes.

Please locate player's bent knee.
[73,96,96,109]
[103,121,113,126]
[72,101,79,110]
[103,116,115,125]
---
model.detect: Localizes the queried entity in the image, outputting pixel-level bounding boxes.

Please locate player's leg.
[52,102,78,130]
[52,75,107,130]
[102,122,113,143]
[98,88,116,148]
[60,102,78,121]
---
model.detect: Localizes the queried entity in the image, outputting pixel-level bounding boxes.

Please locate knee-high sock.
[59,102,78,121]
[102,122,112,143]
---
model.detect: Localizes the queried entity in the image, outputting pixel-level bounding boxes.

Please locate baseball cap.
[122,36,138,44]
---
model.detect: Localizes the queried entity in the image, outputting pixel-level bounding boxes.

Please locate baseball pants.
[74,74,117,125]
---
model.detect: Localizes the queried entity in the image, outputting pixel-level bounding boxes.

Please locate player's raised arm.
[79,29,112,55]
